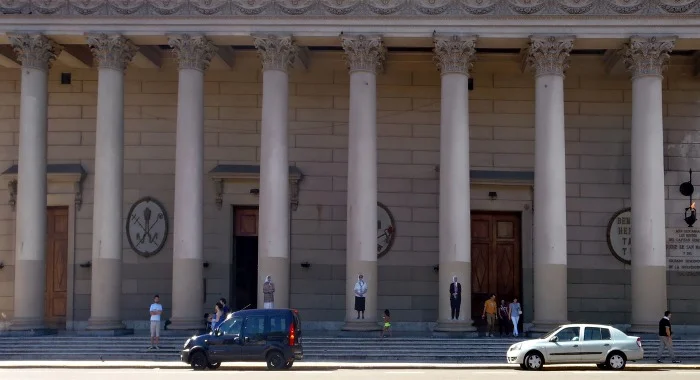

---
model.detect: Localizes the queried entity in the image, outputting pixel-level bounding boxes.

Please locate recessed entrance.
[471,211,522,324]
[231,207,259,312]
[45,206,68,329]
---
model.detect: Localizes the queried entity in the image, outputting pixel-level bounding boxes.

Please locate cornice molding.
[2,0,700,18]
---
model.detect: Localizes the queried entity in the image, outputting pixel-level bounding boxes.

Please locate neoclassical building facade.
[0,0,699,334]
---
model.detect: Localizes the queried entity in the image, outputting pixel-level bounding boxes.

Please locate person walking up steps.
[148,294,162,350]
[657,310,681,363]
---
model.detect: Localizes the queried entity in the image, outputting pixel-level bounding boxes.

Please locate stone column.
[85,34,137,332]
[254,35,297,309]
[168,35,216,330]
[432,35,477,332]
[340,35,385,331]
[526,36,574,332]
[8,34,62,331]
[623,36,675,333]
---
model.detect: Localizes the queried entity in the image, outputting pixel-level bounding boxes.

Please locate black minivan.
[180,308,303,370]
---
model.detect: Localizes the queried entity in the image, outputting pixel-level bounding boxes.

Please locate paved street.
[0,367,699,380]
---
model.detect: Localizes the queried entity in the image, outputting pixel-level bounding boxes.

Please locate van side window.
[220,317,243,335]
[243,316,266,342]
[269,315,289,338]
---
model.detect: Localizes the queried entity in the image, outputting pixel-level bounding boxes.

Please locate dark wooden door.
[235,208,259,237]
[45,206,68,328]
[471,212,521,323]
[232,207,259,311]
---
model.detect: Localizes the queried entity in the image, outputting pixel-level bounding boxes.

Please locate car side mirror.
[550,336,559,342]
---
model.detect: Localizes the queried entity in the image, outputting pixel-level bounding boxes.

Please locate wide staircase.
[0,334,699,362]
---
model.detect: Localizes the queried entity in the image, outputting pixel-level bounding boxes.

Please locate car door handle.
[574,345,579,347]
[604,344,610,347]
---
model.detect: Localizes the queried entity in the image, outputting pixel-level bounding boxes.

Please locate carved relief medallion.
[377,202,396,258]
[126,197,169,258]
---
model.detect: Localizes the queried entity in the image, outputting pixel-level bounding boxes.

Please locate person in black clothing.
[449,276,462,320]
[657,310,681,363]
[497,300,510,337]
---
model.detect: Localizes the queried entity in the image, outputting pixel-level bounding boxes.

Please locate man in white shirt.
[149,295,163,349]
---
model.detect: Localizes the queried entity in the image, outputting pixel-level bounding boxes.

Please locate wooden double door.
[471,212,522,323]
[45,206,68,328]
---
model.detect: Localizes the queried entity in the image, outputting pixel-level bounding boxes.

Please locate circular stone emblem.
[606,207,631,265]
[126,197,169,258]
[377,202,396,258]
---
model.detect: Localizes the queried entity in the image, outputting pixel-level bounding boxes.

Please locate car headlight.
[510,343,522,351]
[183,338,191,349]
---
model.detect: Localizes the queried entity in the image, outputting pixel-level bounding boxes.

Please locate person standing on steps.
[263,276,275,309]
[220,297,230,315]
[449,276,462,320]
[508,297,522,337]
[354,274,367,319]
[148,294,162,350]
[657,310,681,363]
[498,299,510,337]
[482,294,497,337]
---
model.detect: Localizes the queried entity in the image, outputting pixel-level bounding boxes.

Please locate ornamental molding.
[433,34,477,76]
[622,35,676,78]
[341,34,386,74]
[5,0,699,18]
[253,35,297,73]
[7,33,62,71]
[87,34,137,72]
[525,35,575,77]
[168,34,217,72]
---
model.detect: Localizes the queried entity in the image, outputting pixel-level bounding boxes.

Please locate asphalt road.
[0,368,699,380]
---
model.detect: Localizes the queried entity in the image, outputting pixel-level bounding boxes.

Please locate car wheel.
[596,363,608,370]
[266,351,286,370]
[207,362,221,370]
[524,352,544,370]
[284,360,294,369]
[519,363,528,370]
[190,351,208,371]
[606,352,626,370]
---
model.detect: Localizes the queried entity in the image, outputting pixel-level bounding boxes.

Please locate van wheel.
[266,351,285,370]
[524,352,544,370]
[207,362,221,370]
[190,351,208,371]
[284,360,294,369]
[606,352,626,370]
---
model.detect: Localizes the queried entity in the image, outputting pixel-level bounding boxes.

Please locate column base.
[86,318,127,331]
[433,320,476,332]
[8,317,49,332]
[168,318,205,333]
[529,320,569,334]
[76,328,134,336]
[628,323,660,335]
[341,321,382,332]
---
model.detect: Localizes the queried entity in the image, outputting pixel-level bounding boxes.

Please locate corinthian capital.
[253,35,298,73]
[525,36,575,77]
[168,35,217,72]
[87,34,137,72]
[433,35,477,76]
[8,34,63,71]
[341,35,386,74]
[623,36,676,78]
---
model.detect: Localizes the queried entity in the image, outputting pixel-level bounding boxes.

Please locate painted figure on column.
[354,274,368,319]
[449,276,462,320]
[263,276,275,309]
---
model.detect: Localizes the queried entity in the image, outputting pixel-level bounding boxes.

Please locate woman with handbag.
[508,297,522,337]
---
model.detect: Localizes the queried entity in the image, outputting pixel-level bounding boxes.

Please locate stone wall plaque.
[377,202,396,258]
[126,197,169,258]
[607,207,631,265]
[666,228,700,273]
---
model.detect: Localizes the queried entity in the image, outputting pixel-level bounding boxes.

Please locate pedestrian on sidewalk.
[482,294,497,337]
[380,309,392,339]
[509,297,522,337]
[657,310,681,363]
[148,294,162,350]
[497,300,510,337]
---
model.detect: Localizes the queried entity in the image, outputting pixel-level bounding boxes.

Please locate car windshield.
[541,326,565,339]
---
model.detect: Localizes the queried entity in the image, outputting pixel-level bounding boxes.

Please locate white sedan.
[507,324,644,370]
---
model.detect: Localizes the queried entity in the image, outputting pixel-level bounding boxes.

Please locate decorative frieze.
[525,36,575,77]
[341,35,386,74]
[168,35,217,72]
[86,34,137,72]
[7,34,63,72]
[253,35,297,73]
[3,0,700,17]
[622,36,676,78]
[433,35,477,76]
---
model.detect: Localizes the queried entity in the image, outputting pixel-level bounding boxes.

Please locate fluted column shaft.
[86,34,136,331]
[254,36,297,309]
[8,34,62,330]
[168,35,216,330]
[433,35,477,332]
[341,35,385,331]
[624,36,675,333]
[527,36,574,332]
